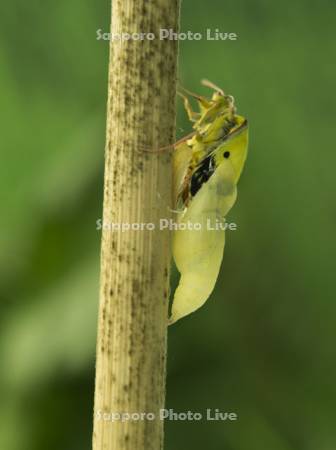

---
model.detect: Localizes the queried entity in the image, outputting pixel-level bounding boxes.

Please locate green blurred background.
[1,0,335,449]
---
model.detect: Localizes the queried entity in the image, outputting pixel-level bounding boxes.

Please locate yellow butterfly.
[169,80,248,324]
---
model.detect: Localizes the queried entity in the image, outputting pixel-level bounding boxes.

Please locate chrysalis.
[169,81,248,324]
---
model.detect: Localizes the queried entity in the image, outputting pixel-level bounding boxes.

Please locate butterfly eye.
[224,151,230,158]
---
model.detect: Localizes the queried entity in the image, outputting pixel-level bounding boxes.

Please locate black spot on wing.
[190,155,215,197]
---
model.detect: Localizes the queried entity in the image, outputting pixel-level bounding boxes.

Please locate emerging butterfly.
[169,79,248,324]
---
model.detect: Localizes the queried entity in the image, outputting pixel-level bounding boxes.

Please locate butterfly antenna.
[201,79,225,96]
[139,131,196,154]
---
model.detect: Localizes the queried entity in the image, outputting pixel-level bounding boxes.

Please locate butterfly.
[169,80,248,324]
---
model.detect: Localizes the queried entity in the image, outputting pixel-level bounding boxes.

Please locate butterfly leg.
[177,91,200,122]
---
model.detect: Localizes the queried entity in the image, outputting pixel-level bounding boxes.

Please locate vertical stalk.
[93,1,180,450]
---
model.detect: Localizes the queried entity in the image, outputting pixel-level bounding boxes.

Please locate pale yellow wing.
[170,161,237,324]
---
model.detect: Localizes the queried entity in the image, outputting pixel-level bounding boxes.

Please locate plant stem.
[92,1,180,449]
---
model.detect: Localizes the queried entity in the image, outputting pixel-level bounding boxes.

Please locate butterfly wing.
[170,161,237,324]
